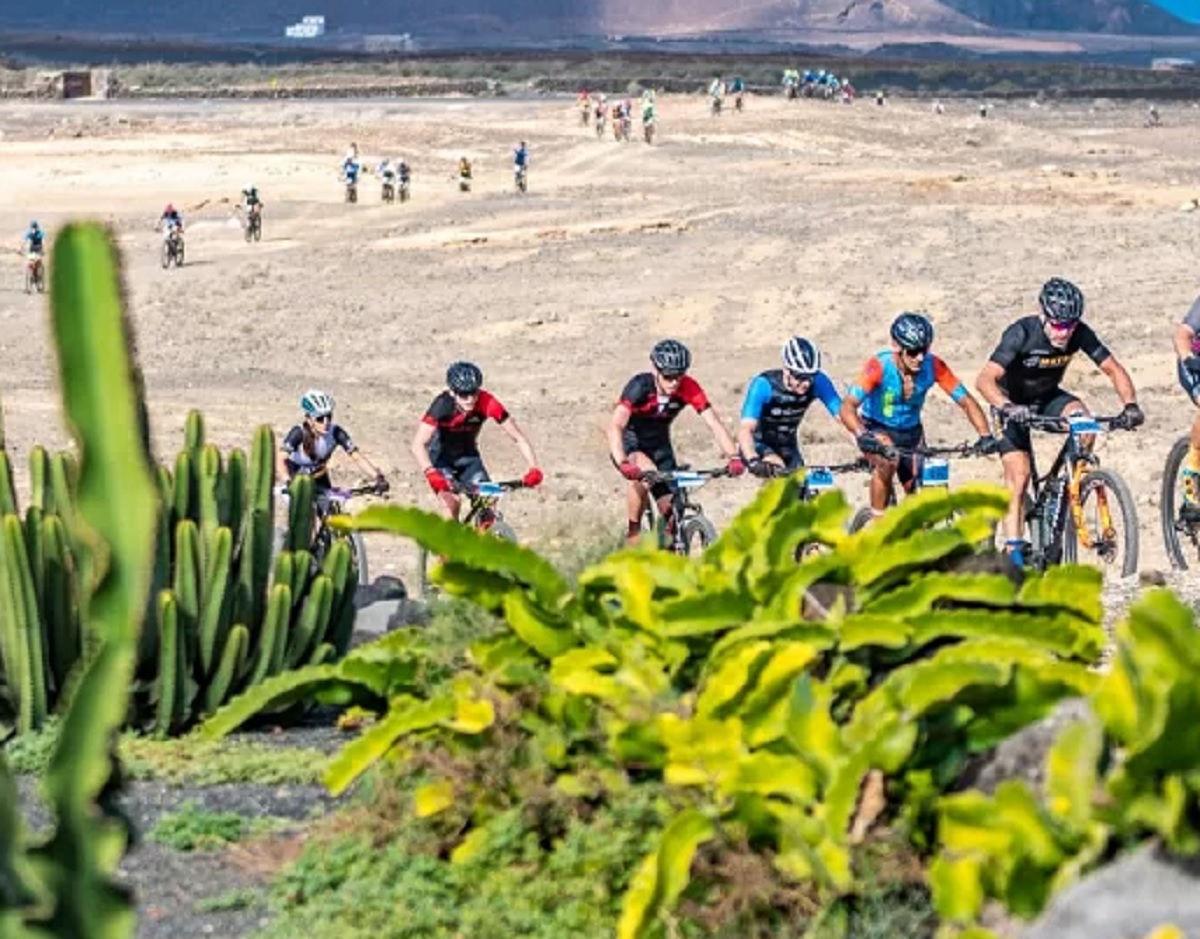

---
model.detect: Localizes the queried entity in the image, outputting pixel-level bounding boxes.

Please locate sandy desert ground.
[0,90,1198,584]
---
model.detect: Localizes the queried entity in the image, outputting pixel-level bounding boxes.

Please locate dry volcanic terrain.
[1,90,1199,585]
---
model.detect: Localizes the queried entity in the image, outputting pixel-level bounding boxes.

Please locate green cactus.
[286,473,314,553]
[29,447,50,513]
[155,590,181,735]
[184,409,204,454]
[198,526,233,677]
[198,444,223,539]
[205,624,249,715]
[2,515,48,734]
[42,515,78,697]
[0,451,17,518]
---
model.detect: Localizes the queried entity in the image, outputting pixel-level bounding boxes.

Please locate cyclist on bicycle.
[277,390,389,506]
[975,277,1142,565]
[738,336,845,476]
[411,361,543,521]
[21,220,45,261]
[1174,294,1200,519]
[840,312,998,517]
[609,339,745,543]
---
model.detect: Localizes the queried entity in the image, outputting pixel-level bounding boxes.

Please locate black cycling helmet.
[446,361,483,395]
[1038,277,1084,325]
[650,339,691,374]
[890,312,934,352]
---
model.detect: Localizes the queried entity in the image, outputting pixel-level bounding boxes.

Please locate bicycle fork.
[1067,460,1118,559]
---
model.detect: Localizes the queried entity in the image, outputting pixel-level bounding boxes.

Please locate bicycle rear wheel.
[1161,436,1197,571]
[1068,468,1139,577]
[339,531,370,587]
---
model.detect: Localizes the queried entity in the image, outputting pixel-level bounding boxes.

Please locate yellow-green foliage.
[206,477,1104,938]
[933,588,1200,937]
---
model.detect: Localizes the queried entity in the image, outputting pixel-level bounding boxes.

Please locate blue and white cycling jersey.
[740,368,841,455]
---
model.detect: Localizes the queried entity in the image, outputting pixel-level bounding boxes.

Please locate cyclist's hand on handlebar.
[726,455,746,477]
[973,434,1002,456]
[748,458,774,478]
[618,460,644,482]
[373,473,390,496]
[424,467,452,494]
[1000,402,1031,424]
[1184,355,1200,379]
[1112,402,1145,430]
[522,466,544,488]
[856,432,891,458]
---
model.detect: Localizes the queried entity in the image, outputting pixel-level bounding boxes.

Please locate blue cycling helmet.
[890,312,934,351]
[29,221,39,230]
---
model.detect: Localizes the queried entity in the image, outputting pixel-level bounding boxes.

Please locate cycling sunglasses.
[786,369,816,381]
[658,369,686,381]
[310,414,332,424]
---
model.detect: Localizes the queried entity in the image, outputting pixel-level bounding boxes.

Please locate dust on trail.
[1,93,1198,591]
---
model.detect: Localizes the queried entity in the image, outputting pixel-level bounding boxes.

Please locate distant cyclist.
[513,141,530,178]
[411,361,543,521]
[21,220,45,261]
[157,204,184,243]
[608,339,744,543]
[841,312,998,517]
[976,278,1142,565]
[277,390,388,505]
[738,337,845,476]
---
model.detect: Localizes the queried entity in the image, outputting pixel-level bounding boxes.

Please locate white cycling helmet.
[300,389,334,419]
[782,336,821,376]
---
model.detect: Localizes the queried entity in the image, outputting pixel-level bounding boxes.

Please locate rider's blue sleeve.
[814,372,843,417]
[740,375,772,422]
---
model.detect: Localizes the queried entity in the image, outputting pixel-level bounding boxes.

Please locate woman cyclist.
[276,390,388,504]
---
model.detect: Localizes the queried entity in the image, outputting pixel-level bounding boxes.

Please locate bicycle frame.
[455,479,526,530]
[1022,414,1120,561]
[640,467,727,552]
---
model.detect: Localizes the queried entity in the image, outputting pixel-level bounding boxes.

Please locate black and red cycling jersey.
[617,372,710,452]
[422,390,509,460]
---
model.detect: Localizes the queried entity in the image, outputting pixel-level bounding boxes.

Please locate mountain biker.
[641,98,656,126]
[277,390,388,508]
[739,337,845,476]
[378,158,396,183]
[158,204,184,242]
[976,278,1142,565]
[841,312,998,517]
[459,156,472,180]
[341,155,361,188]
[609,339,745,544]
[640,87,656,108]
[411,361,543,521]
[241,185,263,227]
[709,76,724,109]
[21,221,45,261]
[513,141,530,176]
[1174,295,1200,519]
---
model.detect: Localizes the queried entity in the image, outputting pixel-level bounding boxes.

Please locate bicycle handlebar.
[1016,414,1127,432]
[640,467,731,486]
[454,479,528,496]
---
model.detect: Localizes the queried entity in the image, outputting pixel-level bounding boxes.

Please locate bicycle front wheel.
[680,515,717,556]
[1067,468,1139,577]
[1161,436,1196,570]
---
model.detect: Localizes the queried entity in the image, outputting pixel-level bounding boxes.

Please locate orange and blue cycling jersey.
[848,350,967,430]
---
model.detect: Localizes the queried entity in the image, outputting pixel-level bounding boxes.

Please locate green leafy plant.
[148,801,290,851]
[932,588,1200,937]
[206,477,1103,938]
[0,222,158,938]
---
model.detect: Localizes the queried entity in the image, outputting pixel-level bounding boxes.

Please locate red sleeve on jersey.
[478,390,509,423]
[932,356,963,394]
[677,375,710,412]
[856,357,884,394]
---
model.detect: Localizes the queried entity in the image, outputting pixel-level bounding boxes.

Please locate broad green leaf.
[696,641,771,717]
[503,590,578,658]
[863,573,1018,617]
[730,751,819,801]
[451,822,495,865]
[617,808,714,939]
[786,676,845,781]
[1045,720,1102,828]
[200,664,347,738]
[661,713,744,789]
[323,695,455,795]
[335,505,569,606]
[1017,565,1103,623]
[445,695,495,735]
[929,854,985,923]
[413,780,455,818]
[660,589,754,638]
[838,614,912,651]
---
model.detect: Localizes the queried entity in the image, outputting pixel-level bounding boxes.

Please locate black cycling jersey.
[618,372,710,454]
[987,315,1110,404]
[280,424,356,476]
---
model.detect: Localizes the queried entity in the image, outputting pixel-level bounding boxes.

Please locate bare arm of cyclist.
[410,421,438,474]
[699,406,738,459]
[974,360,1010,409]
[1098,355,1138,407]
[607,403,633,465]
[347,449,383,478]
[1176,322,1197,361]
[736,416,759,461]
[497,417,539,472]
[932,356,991,436]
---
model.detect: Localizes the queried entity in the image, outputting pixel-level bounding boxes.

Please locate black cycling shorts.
[617,434,678,500]
[864,419,924,491]
[993,389,1080,456]
[433,452,490,488]
[750,440,803,472]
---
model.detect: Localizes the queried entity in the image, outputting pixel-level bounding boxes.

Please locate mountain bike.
[277,483,377,587]
[1161,435,1200,569]
[244,206,262,242]
[848,441,978,533]
[382,179,395,203]
[24,255,45,294]
[416,479,527,597]
[638,466,730,556]
[515,166,528,194]
[1015,414,1138,576]
[161,230,184,269]
[752,457,870,558]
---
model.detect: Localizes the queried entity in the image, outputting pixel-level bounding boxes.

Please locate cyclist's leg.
[1043,390,1089,444]
[615,449,658,541]
[863,420,901,512]
[1177,363,1200,515]
[455,454,495,528]
[892,424,925,496]
[752,441,792,476]
[994,406,1034,552]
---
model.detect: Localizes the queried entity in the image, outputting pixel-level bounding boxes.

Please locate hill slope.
[1,0,1195,40]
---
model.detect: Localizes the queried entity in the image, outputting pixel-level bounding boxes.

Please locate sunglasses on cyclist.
[786,369,815,382]
[901,346,930,358]
[1045,318,1077,333]
[310,414,332,424]
[658,370,686,381]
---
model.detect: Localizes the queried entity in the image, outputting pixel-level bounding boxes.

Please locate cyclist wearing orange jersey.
[840,312,997,515]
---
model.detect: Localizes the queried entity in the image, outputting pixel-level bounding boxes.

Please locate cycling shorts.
[864,419,924,490]
[993,389,1080,456]
[1179,361,1200,404]
[434,452,490,488]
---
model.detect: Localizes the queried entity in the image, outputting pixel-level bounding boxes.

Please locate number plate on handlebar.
[805,467,835,491]
[921,458,950,487]
[475,482,506,497]
[672,472,709,489]
[1067,416,1103,436]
